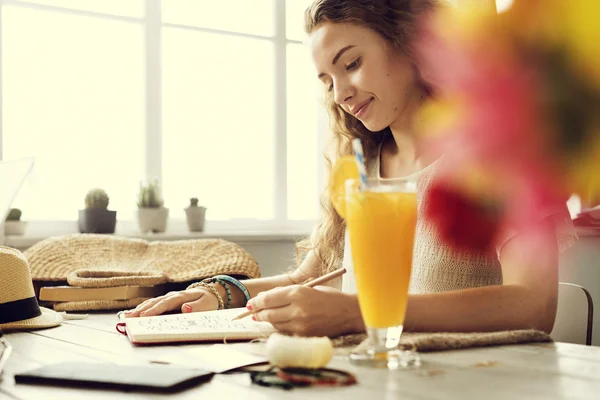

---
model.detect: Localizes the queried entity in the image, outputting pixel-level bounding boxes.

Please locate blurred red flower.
[425,181,502,253]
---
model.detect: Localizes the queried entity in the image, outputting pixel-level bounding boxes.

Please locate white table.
[1,313,599,399]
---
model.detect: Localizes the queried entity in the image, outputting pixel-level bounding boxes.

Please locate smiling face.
[310,22,421,132]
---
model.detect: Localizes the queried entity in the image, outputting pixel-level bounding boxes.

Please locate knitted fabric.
[332,329,552,352]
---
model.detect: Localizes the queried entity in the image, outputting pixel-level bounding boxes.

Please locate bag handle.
[67,269,168,287]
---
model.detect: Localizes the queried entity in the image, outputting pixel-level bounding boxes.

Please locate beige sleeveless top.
[341,149,577,295]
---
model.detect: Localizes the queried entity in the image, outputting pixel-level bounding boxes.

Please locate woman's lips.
[354,98,373,118]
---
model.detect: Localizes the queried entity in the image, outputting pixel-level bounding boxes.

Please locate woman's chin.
[360,119,386,133]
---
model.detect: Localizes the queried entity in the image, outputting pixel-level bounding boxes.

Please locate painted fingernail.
[246,304,253,311]
[251,315,256,321]
[183,304,192,313]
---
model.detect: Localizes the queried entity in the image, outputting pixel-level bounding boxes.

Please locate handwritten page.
[124,308,275,344]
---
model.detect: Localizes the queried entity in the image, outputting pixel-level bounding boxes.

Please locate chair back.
[551,282,594,345]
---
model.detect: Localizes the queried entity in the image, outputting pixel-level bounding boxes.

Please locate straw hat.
[0,246,62,331]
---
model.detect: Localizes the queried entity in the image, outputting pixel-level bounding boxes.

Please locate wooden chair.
[551,283,594,345]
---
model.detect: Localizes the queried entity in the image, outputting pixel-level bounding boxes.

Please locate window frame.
[0,0,326,236]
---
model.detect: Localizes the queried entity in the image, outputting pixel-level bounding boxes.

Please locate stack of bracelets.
[186,275,251,310]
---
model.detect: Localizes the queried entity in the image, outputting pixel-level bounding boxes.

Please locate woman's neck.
[386,85,428,167]
[379,133,422,178]
[378,85,442,178]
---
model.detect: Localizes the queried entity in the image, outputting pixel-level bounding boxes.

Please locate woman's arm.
[402,222,559,334]
[253,222,559,337]
[125,249,323,317]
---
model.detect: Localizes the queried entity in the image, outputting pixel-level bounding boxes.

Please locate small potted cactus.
[136,178,169,233]
[78,189,117,234]
[4,208,27,236]
[185,197,207,232]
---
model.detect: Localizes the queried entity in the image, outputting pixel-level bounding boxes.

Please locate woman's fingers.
[247,285,297,311]
[252,305,294,324]
[137,294,184,317]
[269,319,310,336]
[124,296,165,318]
[181,291,218,313]
[125,289,207,318]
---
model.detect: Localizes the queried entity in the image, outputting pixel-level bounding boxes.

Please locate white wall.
[237,241,298,277]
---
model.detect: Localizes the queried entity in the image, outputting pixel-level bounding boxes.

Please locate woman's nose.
[333,80,354,106]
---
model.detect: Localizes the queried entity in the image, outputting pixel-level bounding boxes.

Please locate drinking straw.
[351,138,368,190]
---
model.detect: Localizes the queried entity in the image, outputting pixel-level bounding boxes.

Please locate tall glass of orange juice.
[345,177,419,369]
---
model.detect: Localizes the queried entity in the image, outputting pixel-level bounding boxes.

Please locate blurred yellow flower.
[431,1,497,44]
[415,97,462,139]
[557,0,600,87]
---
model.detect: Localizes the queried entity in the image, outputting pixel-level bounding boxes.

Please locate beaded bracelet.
[220,281,233,309]
[186,281,224,310]
[201,277,233,309]
[212,275,251,303]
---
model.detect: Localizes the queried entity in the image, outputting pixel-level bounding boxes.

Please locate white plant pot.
[185,206,207,232]
[137,207,169,233]
[4,221,27,236]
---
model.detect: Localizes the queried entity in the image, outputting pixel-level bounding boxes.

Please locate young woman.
[125,0,576,337]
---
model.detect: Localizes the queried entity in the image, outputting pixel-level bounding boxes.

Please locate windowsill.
[2,226,312,250]
[7,223,597,249]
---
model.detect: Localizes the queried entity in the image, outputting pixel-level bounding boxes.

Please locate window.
[0,0,322,233]
[13,0,144,17]
[161,0,274,37]
[1,3,144,221]
[287,42,321,221]
[161,29,276,220]
[495,0,513,13]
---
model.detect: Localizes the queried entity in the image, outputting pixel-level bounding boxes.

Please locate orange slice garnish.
[328,156,359,219]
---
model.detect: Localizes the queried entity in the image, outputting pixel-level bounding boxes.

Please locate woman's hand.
[247,285,365,337]
[123,287,219,318]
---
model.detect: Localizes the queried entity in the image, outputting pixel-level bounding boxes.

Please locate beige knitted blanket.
[332,329,552,352]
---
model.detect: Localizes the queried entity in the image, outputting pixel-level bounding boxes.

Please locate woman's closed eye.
[345,57,361,72]
[327,58,362,92]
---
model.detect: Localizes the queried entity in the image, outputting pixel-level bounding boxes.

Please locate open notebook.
[117,308,276,345]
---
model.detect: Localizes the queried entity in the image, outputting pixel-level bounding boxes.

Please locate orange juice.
[346,188,417,328]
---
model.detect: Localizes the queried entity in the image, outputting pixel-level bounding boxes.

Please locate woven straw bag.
[24,234,261,311]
